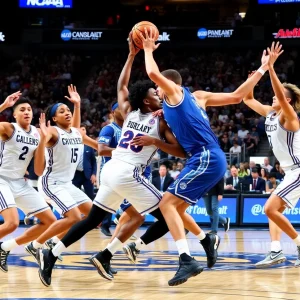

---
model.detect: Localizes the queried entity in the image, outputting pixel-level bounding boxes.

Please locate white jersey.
[0,123,40,179]
[265,111,300,171]
[112,110,161,168]
[42,126,83,183]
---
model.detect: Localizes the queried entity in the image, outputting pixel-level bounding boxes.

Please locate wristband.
[257,68,266,76]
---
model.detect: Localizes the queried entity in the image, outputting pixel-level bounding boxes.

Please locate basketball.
[132,21,159,49]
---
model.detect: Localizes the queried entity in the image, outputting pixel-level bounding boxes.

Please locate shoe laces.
[0,249,8,266]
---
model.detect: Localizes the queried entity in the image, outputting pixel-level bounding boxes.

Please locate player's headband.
[111,103,118,111]
[50,103,63,118]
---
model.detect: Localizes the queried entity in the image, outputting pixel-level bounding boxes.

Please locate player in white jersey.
[36,35,188,287]
[243,42,300,268]
[0,93,59,273]
[24,85,98,262]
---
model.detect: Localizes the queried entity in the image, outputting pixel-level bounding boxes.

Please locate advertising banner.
[242,196,300,224]
[19,0,72,8]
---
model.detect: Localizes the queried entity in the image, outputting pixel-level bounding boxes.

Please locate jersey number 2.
[19,146,29,161]
[119,130,144,153]
[71,148,79,163]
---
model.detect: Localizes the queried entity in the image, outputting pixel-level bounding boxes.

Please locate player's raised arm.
[267,43,299,126]
[131,119,186,158]
[243,72,273,117]
[34,113,52,176]
[0,91,22,134]
[117,32,140,118]
[139,28,182,104]
[64,84,81,128]
[193,48,273,108]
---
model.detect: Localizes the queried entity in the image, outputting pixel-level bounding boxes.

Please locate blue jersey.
[163,87,219,154]
[98,122,122,167]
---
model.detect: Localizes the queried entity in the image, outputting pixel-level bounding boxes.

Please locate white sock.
[107,238,122,255]
[135,238,146,251]
[197,230,206,241]
[1,239,19,251]
[271,241,282,252]
[175,239,191,256]
[52,236,60,244]
[32,240,43,249]
[293,235,300,246]
[52,241,66,257]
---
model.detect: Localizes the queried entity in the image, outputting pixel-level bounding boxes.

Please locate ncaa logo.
[61,29,72,41]
[197,28,208,39]
[149,119,155,125]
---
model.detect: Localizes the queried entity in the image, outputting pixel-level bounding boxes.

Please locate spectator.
[152,164,174,192]
[238,126,249,139]
[248,167,266,192]
[225,165,244,190]
[169,162,180,179]
[266,172,281,193]
[260,168,269,182]
[220,134,231,152]
[244,133,256,157]
[238,162,249,178]
[262,157,273,172]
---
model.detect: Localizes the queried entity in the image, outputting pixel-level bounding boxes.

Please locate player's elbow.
[231,92,243,104]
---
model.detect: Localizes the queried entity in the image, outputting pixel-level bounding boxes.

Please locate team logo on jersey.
[11,251,298,272]
[149,118,155,125]
[179,182,187,190]
[34,132,39,138]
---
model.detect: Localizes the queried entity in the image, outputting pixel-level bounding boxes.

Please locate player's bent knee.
[4,221,19,233]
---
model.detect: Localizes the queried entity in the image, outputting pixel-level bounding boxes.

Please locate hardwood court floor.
[1,227,300,300]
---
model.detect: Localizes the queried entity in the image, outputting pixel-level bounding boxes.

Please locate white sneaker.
[255,251,286,268]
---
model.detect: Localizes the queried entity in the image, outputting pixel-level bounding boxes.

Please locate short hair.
[80,123,87,129]
[252,167,258,173]
[269,172,277,179]
[128,80,155,111]
[161,69,182,85]
[12,98,33,111]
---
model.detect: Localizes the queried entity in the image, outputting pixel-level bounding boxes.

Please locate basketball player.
[138,28,272,285]
[36,36,188,287]
[243,42,300,268]
[0,92,58,273]
[24,85,98,260]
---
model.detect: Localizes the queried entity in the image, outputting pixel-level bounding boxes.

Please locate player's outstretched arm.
[131,119,186,158]
[194,48,272,108]
[64,84,81,128]
[34,113,53,176]
[81,130,98,151]
[97,126,115,157]
[117,32,139,118]
[243,72,273,117]
[0,91,22,135]
[267,43,299,128]
[139,28,182,105]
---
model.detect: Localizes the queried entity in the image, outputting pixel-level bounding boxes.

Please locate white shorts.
[274,167,300,208]
[94,159,161,215]
[38,178,92,215]
[0,176,50,217]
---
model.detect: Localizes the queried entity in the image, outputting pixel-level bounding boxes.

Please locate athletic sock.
[293,235,300,246]
[271,241,282,252]
[32,240,43,249]
[107,238,122,256]
[52,236,60,244]
[1,239,18,251]
[52,241,66,257]
[175,239,191,256]
[197,230,206,241]
[135,238,146,251]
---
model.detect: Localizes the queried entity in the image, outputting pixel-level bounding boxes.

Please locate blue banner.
[258,0,300,3]
[19,0,72,8]
[242,197,300,224]
[143,197,237,224]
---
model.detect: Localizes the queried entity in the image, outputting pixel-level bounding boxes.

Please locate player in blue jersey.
[138,28,271,286]
[98,102,123,236]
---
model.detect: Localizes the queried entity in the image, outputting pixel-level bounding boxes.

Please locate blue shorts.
[167,146,226,206]
[120,199,132,212]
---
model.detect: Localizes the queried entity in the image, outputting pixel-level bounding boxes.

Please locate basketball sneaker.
[0,242,9,273]
[45,239,63,262]
[36,248,57,287]
[255,251,286,268]
[110,266,118,275]
[168,254,204,286]
[25,242,38,264]
[123,242,140,264]
[223,217,230,232]
[88,251,113,281]
[200,233,220,268]
[294,246,300,267]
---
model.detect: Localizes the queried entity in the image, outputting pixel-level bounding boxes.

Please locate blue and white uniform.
[163,87,227,205]
[38,126,91,215]
[0,123,50,217]
[265,111,300,207]
[94,110,161,215]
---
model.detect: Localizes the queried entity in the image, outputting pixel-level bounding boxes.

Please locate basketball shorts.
[38,178,92,215]
[0,175,50,217]
[167,146,227,206]
[274,167,300,208]
[94,159,161,215]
